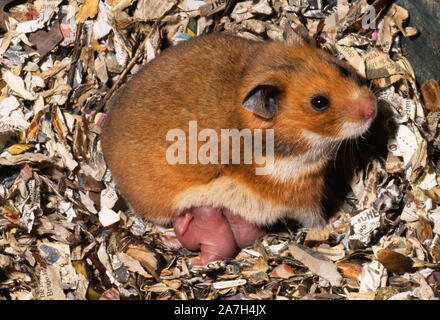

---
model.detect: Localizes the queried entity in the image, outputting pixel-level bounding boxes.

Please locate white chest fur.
[172,175,324,227]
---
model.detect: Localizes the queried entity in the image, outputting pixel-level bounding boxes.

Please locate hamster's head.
[240,29,376,157]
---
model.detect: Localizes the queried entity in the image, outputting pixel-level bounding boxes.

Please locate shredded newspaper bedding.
[0,0,439,300]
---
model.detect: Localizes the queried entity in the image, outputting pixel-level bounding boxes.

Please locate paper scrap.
[98,207,120,227]
[359,260,385,293]
[37,265,66,300]
[350,209,381,245]
[76,0,100,23]
[288,243,342,287]
[134,0,176,21]
[213,279,247,289]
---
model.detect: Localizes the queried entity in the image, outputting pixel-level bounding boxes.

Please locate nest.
[0,0,439,300]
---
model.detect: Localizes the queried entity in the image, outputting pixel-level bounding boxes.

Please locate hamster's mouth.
[340,117,375,139]
[301,114,375,152]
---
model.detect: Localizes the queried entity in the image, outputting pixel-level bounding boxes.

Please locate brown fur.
[101,33,375,228]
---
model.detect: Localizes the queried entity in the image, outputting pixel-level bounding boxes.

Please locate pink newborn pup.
[173,207,265,266]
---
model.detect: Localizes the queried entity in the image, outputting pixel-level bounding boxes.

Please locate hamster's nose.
[355,97,376,121]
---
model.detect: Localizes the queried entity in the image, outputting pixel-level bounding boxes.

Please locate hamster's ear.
[283,24,311,46]
[242,84,280,119]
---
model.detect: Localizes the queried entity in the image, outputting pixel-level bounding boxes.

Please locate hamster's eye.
[268,96,278,110]
[310,95,330,111]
